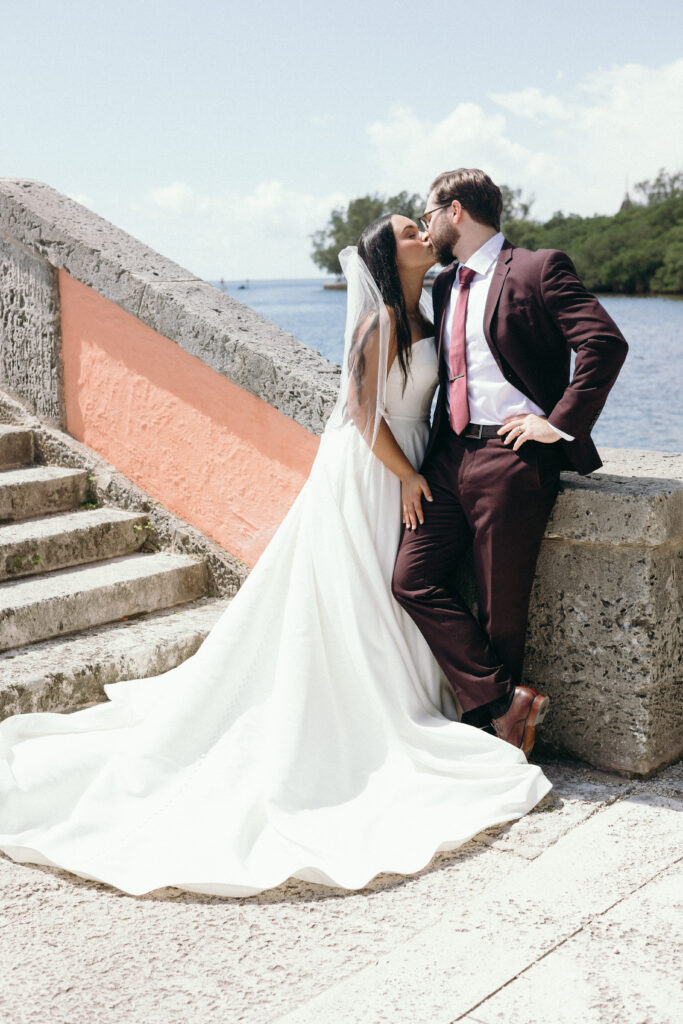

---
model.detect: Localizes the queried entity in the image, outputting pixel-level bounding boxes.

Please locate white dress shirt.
[442,232,573,440]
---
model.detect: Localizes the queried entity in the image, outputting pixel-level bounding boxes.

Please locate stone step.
[0,597,230,719]
[0,551,209,652]
[0,507,149,581]
[0,425,34,469]
[0,465,89,521]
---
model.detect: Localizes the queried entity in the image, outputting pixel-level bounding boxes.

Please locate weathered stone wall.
[0,233,63,423]
[526,449,682,775]
[0,178,680,776]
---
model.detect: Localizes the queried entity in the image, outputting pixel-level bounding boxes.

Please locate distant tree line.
[504,169,683,294]
[310,187,527,276]
[311,169,683,293]
[310,192,424,276]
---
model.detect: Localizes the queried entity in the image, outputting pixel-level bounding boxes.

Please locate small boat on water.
[324,272,437,291]
[216,278,249,292]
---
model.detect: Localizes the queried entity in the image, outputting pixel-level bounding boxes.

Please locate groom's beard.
[431,225,460,267]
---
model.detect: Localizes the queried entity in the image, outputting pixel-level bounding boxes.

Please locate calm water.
[215,278,682,454]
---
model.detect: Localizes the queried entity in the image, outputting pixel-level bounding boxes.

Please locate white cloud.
[540,57,683,213]
[488,87,570,121]
[127,181,346,278]
[369,102,534,183]
[367,101,555,203]
[576,59,683,146]
[368,58,683,219]
[147,182,197,213]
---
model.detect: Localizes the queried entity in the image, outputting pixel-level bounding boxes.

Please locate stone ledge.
[552,447,683,545]
[525,443,682,775]
[0,179,340,435]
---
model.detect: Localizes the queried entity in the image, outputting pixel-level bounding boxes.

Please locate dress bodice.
[384,337,439,422]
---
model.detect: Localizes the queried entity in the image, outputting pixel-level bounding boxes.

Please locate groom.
[393,168,628,754]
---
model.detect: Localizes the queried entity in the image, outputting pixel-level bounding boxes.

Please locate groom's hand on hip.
[499,414,561,452]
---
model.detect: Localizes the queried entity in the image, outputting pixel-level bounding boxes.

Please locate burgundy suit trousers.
[392,427,560,719]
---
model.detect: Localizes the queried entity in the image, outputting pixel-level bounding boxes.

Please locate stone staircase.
[0,424,230,720]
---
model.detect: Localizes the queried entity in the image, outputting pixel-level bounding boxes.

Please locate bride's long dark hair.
[357,214,412,390]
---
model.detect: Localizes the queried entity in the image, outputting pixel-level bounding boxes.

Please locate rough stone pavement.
[1,754,681,1024]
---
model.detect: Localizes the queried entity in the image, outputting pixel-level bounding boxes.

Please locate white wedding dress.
[0,336,551,897]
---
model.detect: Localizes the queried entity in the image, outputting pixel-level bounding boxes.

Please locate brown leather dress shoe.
[491,686,549,755]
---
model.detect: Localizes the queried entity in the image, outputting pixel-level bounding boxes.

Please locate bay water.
[216,278,682,455]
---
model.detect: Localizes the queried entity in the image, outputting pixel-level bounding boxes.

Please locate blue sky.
[2,0,682,276]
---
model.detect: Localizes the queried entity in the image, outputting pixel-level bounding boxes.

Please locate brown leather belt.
[461,423,504,439]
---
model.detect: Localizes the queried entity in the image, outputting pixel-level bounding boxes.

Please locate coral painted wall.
[59,270,319,566]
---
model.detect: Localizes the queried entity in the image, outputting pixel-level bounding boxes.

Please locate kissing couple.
[0,168,627,898]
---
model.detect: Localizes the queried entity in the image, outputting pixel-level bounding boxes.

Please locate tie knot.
[459,266,476,288]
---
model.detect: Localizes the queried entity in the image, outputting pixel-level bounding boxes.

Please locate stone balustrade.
[0,179,680,775]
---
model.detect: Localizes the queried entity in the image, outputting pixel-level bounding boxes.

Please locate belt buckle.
[469,423,484,439]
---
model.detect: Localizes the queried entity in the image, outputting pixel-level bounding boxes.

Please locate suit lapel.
[428,264,458,446]
[482,240,514,371]
[435,263,458,368]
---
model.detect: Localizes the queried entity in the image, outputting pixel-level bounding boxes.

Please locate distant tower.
[620,175,633,212]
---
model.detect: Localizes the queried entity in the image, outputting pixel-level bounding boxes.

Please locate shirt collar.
[460,232,504,278]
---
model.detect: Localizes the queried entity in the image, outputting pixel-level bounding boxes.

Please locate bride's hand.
[401,472,433,530]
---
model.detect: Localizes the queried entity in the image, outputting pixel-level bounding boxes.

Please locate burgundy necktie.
[448,266,476,434]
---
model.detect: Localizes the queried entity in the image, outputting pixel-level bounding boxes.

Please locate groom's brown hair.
[429,168,503,232]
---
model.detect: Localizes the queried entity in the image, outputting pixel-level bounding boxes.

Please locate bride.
[0,215,551,898]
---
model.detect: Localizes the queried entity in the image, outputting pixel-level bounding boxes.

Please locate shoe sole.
[522,694,550,755]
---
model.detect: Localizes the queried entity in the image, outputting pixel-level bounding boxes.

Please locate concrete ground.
[1,753,681,1024]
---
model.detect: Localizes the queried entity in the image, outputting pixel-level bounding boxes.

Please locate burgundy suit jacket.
[427,240,628,475]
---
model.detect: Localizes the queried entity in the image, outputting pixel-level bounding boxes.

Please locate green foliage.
[502,170,683,294]
[500,185,534,224]
[312,171,683,292]
[311,192,425,275]
[634,168,683,205]
[650,224,683,293]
